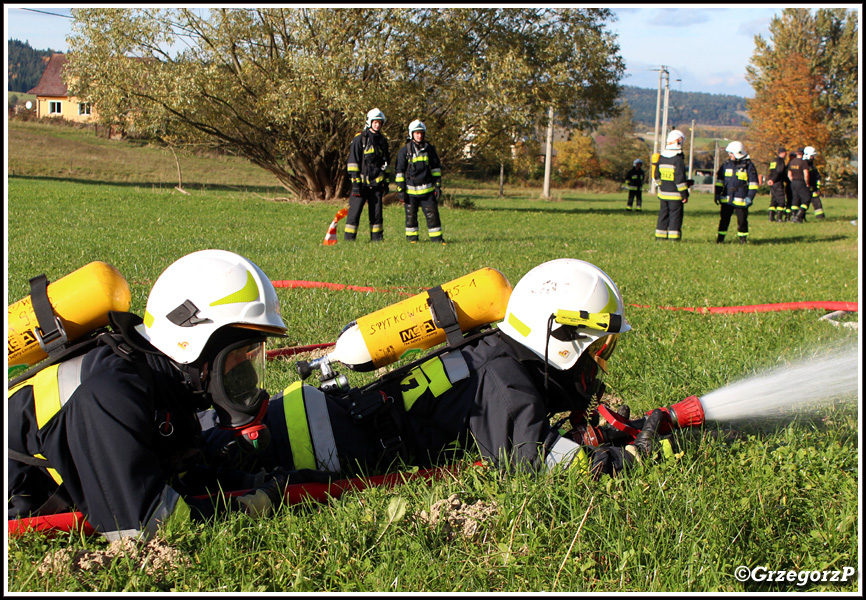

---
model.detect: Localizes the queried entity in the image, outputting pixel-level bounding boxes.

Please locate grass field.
[5,120,861,593]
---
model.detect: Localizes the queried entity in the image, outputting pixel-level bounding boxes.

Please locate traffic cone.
[323,208,348,246]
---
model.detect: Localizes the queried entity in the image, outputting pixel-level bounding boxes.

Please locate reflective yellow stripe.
[281,383,316,470]
[34,364,62,430]
[35,452,63,485]
[401,357,454,411]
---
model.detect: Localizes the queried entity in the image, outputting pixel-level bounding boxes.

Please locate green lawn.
[5,123,860,592]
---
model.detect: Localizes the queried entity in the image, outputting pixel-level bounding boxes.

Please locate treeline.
[619,85,750,128]
[7,39,57,93]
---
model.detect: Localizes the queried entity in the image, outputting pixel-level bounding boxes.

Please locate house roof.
[27,53,69,97]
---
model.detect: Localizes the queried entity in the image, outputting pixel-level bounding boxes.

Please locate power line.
[20,8,73,19]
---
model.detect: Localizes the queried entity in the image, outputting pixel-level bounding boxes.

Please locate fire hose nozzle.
[664,395,705,429]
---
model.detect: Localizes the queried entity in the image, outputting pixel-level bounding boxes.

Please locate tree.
[747,52,829,159]
[66,8,624,201]
[594,103,648,178]
[554,134,602,183]
[746,8,858,193]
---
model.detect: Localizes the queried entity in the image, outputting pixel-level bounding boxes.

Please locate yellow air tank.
[8,261,132,366]
[327,267,512,371]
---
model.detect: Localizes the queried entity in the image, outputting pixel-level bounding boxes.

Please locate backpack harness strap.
[29,273,68,354]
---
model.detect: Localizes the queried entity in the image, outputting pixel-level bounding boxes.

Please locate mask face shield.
[586,333,619,373]
[208,338,268,430]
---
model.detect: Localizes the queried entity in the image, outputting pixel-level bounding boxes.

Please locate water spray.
[580,346,859,445]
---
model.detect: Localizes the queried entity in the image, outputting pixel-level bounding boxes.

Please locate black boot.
[769,210,775,222]
[716,235,725,244]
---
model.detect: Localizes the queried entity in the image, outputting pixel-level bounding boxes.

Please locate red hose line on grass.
[628,301,858,314]
[271,280,417,297]
[271,279,858,314]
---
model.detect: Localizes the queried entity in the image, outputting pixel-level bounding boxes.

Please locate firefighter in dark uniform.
[787,147,811,223]
[395,120,445,243]
[714,141,759,244]
[345,108,391,241]
[766,146,789,222]
[203,259,670,480]
[654,130,690,241]
[7,251,294,539]
[624,159,645,211]
[796,146,825,221]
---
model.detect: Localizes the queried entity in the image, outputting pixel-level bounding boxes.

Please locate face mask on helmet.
[196,328,272,452]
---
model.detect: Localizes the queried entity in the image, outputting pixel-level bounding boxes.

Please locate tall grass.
[5,123,860,592]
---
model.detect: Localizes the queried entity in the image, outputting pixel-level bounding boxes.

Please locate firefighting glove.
[433,186,442,202]
[586,409,667,479]
[235,468,290,518]
[714,194,721,205]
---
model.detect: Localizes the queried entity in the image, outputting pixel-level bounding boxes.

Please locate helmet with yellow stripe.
[135,250,287,440]
[136,249,286,364]
[498,259,629,371]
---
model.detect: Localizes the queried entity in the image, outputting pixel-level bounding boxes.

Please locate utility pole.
[543,106,554,199]
[688,119,695,179]
[650,66,665,194]
[660,69,671,148]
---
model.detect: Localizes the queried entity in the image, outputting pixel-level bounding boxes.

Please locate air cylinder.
[328,267,512,371]
[7,261,132,366]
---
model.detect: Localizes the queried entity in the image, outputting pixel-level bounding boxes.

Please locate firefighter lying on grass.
[8,254,669,541]
[201,259,674,494]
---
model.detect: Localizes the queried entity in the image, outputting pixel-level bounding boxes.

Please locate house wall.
[35,95,97,123]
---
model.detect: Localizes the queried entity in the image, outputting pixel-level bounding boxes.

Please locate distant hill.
[7,39,57,93]
[619,85,751,128]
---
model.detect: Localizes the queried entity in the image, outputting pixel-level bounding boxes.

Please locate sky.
[4,5,861,99]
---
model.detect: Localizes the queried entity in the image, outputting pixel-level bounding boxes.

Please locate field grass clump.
[5,121,860,592]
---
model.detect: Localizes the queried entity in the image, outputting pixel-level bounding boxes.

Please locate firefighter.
[624,159,645,211]
[395,120,445,243]
[714,141,759,244]
[7,250,295,540]
[786,147,811,223]
[654,130,690,241]
[203,259,669,481]
[796,146,826,221]
[766,146,789,222]
[345,108,391,241]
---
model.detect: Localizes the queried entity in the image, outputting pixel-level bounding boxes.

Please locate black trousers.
[655,200,684,240]
[345,186,384,240]
[718,203,749,238]
[789,180,811,214]
[404,192,443,241]
[626,189,642,209]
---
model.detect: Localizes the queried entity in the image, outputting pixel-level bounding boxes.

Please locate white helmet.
[725,141,747,160]
[135,249,287,365]
[665,129,685,150]
[498,259,630,371]
[366,108,386,128]
[803,146,817,160]
[633,158,643,166]
[408,119,427,136]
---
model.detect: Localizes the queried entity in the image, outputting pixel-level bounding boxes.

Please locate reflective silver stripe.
[302,386,341,472]
[545,435,582,471]
[56,354,84,408]
[102,485,186,541]
[440,351,469,384]
[102,528,142,542]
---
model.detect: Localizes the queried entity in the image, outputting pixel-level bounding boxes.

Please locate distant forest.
[7,39,57,93]
[619,85,750,128]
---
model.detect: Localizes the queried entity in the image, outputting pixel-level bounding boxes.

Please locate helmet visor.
[217,339,266,411]
[587,333,619,373]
